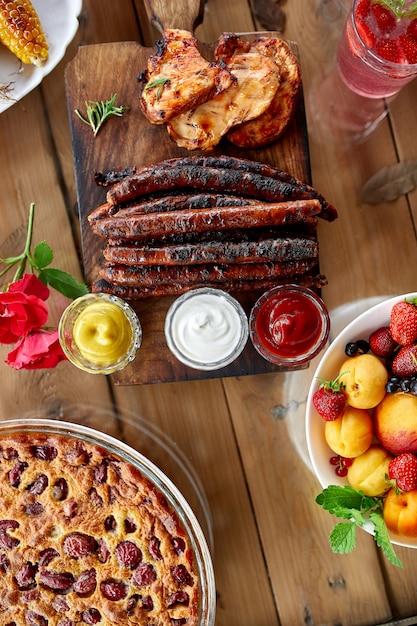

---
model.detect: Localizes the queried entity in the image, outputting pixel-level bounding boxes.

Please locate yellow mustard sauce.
[72,300,133,365]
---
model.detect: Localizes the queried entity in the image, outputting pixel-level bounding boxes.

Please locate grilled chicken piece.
[166,51,280,150]
[226,37,302,148]
[139,29,235,124]
[214,31,251,62]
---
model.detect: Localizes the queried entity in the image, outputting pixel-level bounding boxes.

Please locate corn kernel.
[0,0,48,67]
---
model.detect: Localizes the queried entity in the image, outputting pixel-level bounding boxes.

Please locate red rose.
[0,275,49,344]
[5,329,67,370]
[8,274,49,301]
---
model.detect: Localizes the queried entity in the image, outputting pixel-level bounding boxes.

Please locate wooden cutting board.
[64,0,311,385]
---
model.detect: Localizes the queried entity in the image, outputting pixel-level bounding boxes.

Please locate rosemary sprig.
[144,77,169,101]
[74,94,128,137]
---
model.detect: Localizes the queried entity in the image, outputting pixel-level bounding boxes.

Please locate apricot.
[324,405,373,458]
[383,488,417,537]
[338,354,388,409]
[347,444,393,496]
[374,392,417,455]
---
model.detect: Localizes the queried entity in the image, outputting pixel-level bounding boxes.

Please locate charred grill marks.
[100,258,319,287]
[106,165,313,208]
[93,201,321,240]
[89,156,336,299]
[103,236,318,266]
[97,156,337,221]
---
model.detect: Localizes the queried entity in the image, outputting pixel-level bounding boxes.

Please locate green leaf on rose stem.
[329,521,357,554]
[38,268,89,299]
[33,241,53,270]
[370,511,403,568]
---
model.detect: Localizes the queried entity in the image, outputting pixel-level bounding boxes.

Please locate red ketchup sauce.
[250,286,330,365]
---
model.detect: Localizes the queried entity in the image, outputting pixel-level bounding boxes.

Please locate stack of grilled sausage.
[89,156,337,300]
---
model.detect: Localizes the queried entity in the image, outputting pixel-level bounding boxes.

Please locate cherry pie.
[0,432,200,625]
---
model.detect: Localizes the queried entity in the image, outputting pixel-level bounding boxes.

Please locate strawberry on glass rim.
[337,0,417,98]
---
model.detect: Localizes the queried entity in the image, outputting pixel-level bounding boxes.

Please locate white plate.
[0,0,83,114]
[306,292,417,549]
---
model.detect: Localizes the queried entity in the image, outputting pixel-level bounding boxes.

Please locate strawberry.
[354,0,371,20]
[371,3,396,33]
[399,33,417,63]
[408,19,417,40]
[313,374,347,421]
[388,453,417,492]
[390,300,417,345]
[391,344,417,377]
[357,18,377,47]
[375,37,406,63]
[369,326,397,357]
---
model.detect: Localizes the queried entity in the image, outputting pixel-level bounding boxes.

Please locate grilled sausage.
[93,274,328,300]
[99,258,319,287]
[88,193,263,223]
[156,155,337,221]
[95,155,337,221]
[105,221,319,248]
[106,165,318,209]
[93,200,321,241]
[103,236,318,266]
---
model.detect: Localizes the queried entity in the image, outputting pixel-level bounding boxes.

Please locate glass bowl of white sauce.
[164,288,249,371]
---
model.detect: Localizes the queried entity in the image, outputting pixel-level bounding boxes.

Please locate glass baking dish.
[0,416,216,626]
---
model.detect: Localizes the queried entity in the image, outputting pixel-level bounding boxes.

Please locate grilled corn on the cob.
[0,0,48,67]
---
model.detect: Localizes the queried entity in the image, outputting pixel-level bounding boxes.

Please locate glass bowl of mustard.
[58,293,142,374]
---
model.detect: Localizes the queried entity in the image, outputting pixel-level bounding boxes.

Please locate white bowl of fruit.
[306,292,417,566]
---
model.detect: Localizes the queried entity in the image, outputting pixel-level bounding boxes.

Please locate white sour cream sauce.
[167,291,248,368]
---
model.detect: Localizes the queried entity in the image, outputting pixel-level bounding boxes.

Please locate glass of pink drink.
[337,0,417,98]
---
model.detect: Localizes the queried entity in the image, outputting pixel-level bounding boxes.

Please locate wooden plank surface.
[0,86,114,420]
[0,0,417,625]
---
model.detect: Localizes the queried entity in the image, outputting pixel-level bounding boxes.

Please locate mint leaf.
[316,484,366,514]
[316,484,403,567]
[349,509,366,527]
[370,511,403,568]
[363,494,383,512]
[33,241,53,270]
[39,268,88,299]
[329,521,357,554]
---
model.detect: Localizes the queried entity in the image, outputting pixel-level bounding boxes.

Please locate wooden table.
[1,0,417,624]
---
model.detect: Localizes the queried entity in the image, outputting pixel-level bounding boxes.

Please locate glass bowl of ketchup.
[249,285,330,367]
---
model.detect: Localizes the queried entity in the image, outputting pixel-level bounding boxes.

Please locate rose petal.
[0,292,48,343]
[9,274,50,301]
[6,330,67,370]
